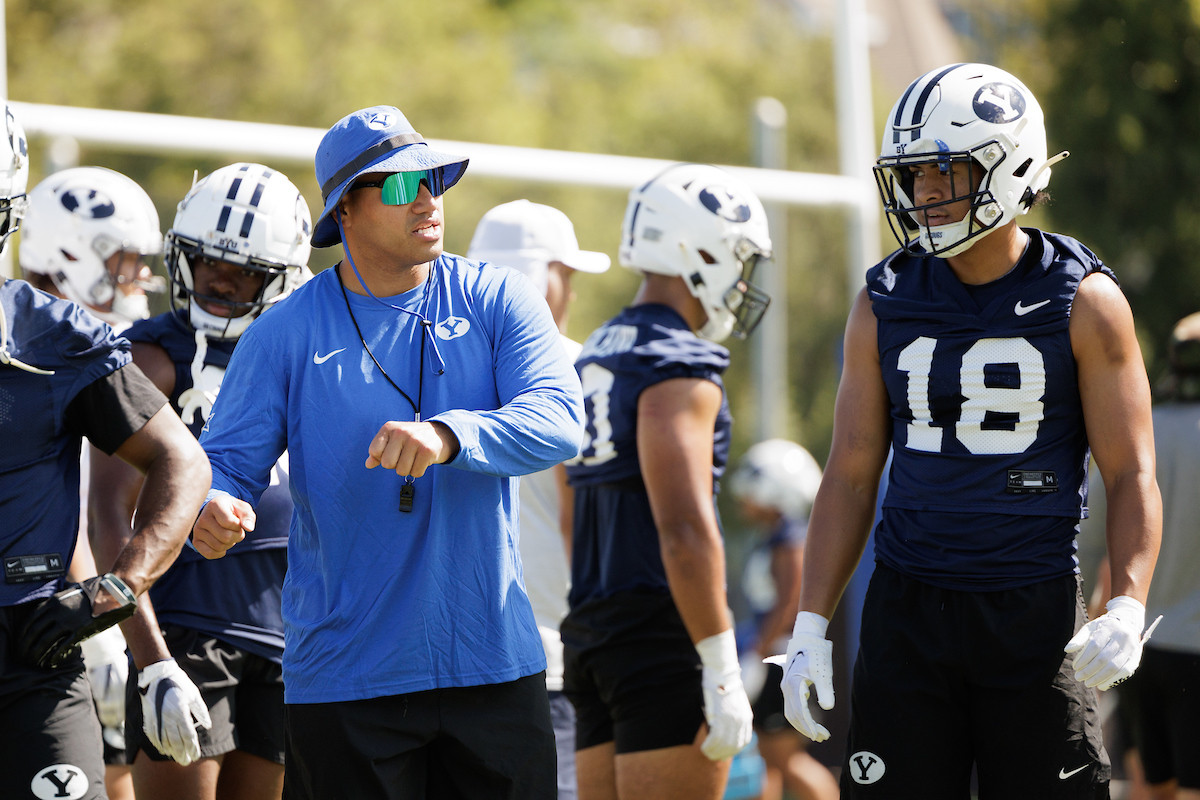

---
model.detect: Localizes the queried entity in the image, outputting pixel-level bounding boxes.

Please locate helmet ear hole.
[697,249,718,265]
[1013,158,1033,179]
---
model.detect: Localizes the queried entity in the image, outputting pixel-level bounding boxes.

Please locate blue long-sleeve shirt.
[198,255,584,703]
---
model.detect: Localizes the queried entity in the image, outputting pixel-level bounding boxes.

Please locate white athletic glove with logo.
[766,611,834,742]
[695,629,754,761]
[138,658,213,766]
[80,625,129,729]
[1065,596,1162,691]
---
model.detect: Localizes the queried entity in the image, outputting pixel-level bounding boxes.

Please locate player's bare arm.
[91,342,187,668]
[638,376,732,643]
[1071,272,1162,604]
[756,540,804,658]
[96,406,210,610]
[90,341,178,573]
[799,289,891,620]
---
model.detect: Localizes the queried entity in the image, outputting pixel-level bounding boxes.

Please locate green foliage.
[7,0,853,468]
[962,0,1200,384]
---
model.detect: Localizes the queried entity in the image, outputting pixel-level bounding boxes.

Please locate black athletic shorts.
[841,564,1109,799]
[127,626,284,764]
[283,672,556,800]
[562,591,705,753]
[1,603,107,800]
[1119,645,1200,789]
[751,662,791,735]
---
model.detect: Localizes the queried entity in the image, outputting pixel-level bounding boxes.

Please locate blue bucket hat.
[311,105,469,248]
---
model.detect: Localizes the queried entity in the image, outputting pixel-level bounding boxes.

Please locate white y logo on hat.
[367,113,395,130]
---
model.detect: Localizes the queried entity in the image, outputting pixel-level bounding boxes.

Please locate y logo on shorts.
[436,316,471,341]
[848,751,886,785]
[31,764,88,800]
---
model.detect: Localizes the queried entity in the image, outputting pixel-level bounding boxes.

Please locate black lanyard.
[335,265,431,512]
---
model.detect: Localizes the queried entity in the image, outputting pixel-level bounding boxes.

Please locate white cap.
[468,199,610,294]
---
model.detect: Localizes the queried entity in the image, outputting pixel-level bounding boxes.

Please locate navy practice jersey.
[565,304,731,612]
[1,280,131,606]
[871,229,1115,590]
[125,311,289,659]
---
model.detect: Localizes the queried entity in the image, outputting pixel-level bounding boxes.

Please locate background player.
[21,165,165,332]
[1086,311,1200,800]
[90,162,312,799]
[729,439,837,800]
[469,198,612,800]
[775,63,1161,799]
[563,162,772,800]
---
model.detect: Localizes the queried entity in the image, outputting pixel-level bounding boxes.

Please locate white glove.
[766,611,834,742]
[80,625,129,729]
[137,658,213,766]
[1065,596,1162,691]
[695,629,754,761]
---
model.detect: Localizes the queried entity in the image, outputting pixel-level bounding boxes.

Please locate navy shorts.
[1119,645,1200,789]
[127,626,284,764]
[842,564,1109,799]
[562,592,705,754]
[283,673,556,800]
[1,603,106,800]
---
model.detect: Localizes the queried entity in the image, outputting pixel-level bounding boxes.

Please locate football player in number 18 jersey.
[777,63,1162,800]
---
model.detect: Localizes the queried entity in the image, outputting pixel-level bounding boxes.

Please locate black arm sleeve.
[64,364,169,455]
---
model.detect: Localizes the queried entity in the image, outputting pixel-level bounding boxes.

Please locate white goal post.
[4,0,881,443]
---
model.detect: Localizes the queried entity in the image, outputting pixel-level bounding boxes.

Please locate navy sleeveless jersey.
[870,229,1115,590]
[1,280,131,606]
[565,304,731,613]
[125,311,289,659]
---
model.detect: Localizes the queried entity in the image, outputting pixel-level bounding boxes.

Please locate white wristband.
[791,611,829,639]
[695,629,740,673]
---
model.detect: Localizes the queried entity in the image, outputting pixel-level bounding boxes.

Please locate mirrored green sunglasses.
[352,169,446,205]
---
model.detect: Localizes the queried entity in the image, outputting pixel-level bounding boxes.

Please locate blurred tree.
[963,0,1200,384]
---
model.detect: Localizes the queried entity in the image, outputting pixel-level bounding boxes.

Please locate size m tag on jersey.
[4,553,66,584]
[1006,470,1059,494]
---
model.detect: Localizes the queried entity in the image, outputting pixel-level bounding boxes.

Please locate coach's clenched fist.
[192,493,256,559]
[365,420,460,477]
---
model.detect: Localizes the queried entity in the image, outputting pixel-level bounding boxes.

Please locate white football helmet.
[0,103,29,254]
[620,163,772,342]
[874,63,1068,258]
[729,439,822,521]
[21,166,163,326]
[166,163,312,340]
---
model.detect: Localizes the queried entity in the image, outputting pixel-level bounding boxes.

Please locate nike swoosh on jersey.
[1014,299,1052,316]
[1058,765,1088,780]
[313,348,347,364]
